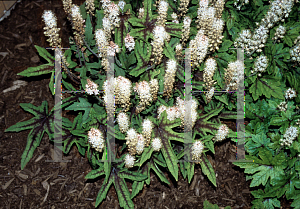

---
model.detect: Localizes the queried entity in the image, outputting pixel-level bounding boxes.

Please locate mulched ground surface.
[0,0,293,208]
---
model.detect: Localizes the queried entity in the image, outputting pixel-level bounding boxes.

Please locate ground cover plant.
[3,0,300,208]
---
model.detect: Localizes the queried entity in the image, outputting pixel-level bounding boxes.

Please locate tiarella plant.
[5,0,300,208]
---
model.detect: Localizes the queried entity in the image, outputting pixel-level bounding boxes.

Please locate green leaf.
[79,2,87,20]
[113,176,135,209]
[200,155,217,187]
[263,198,281,209]
[119,170,148,181]
[163,40,175,60]
[49,71,55,95]
[34,45,55,63]
[139,146,154,166]
[154,111,186,181]
[151,162,170,185]
[95,176,114,208]
[227,17,234,31]
[218,40,233,53]
[129,41,151,77]
[249,76,284,101]
[65,97,92,124]
[17,64,54,77]
[214,94,228,105]
[165,22,183,38]
[84,15,94,46]
[194,103,223,135]
[85,167,105,179]
[128,17,144,27]
[95,10,104,30]
[6,101,54,169]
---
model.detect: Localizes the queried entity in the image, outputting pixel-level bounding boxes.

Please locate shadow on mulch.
[0,0,294,208]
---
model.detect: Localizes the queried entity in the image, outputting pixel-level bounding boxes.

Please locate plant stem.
[82,35,99,58]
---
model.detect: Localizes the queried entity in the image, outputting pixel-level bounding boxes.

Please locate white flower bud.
[118,0,126,11]
[88,128,105,152]
[136,134,145,155]
[124,154,135,168]
[191,140,204,162]
[214,124,229,142]
[285,88,297,100]
[86,79,100,95]
[42,10,57,28]
[124,33,135,51]
[117,112,130,133]
[151,137,162,152]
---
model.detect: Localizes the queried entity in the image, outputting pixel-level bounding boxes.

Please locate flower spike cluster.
[85,79,100,95]
[125,128,138,155]
[224,60,244,91]
[134,81,153,114]
[124,154,135,168]
[151,26,170,65]
[234,0,295,55]
[214,124,229,142]
[102,76,132,115]
[124,33,135,51]
[280,126,299,147]
[156,0,168,26]
[88,128,105,152]
[70,5,85,48]
[285,88,297,100]
[117,112,130,133]
[42,10,61,48]
[85,0,95,15]
[189,30,209,67]
[163,59,177,98]
[290,37,300,63]
[191,140,204,163]
[142,118,153,147]
[252,55,268,77]
[151,138,162,152]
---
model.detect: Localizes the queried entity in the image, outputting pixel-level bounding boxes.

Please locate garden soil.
[0,0,292,208]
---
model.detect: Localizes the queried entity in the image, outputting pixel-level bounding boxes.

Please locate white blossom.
[126,128,138,142]
[206,87,215,102]
[85,79,99,95]
[189,30,209,66]
[171,13,179,24]
[118,0,126,11]
[124,33,135,51]
[95,29,108,57]
[117,112,130,133]
[273,25,286,41]
[166,59,177,75]
[277,101,287,112]
[290,44,300,62]
[252,55,268,76]
[281,126,299,146]
[151,138,162,152]
[285,88,297,100]
[142,119,153,136]
[88,128,105,152]
[124,154,135,168]
[102,17,111,33]
[136,134,145,155]
[214,124,229,142]
[134,81,152,104]
[158,0,168,14]
[153,26,168,44]
[191,140,204,162]
[42,10,57,28]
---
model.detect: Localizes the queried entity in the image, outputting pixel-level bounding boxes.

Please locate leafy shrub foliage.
[5,0,300,208]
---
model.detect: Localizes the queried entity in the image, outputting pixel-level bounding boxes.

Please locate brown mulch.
[0,0,293,208]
